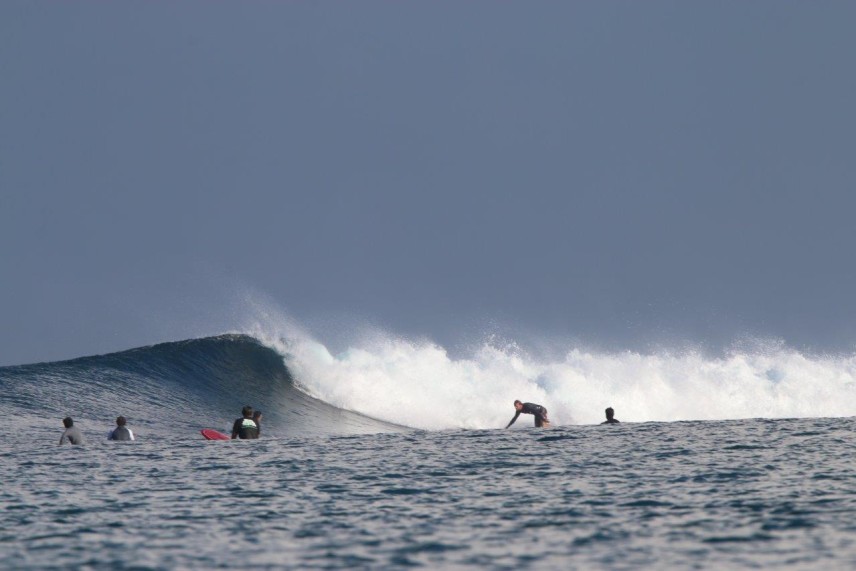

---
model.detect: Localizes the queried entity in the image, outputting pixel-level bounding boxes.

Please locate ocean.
[2,334,855,569]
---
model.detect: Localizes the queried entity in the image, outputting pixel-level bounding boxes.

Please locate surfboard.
[201,429,230,440]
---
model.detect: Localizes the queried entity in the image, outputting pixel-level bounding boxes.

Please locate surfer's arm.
[505,412,521,429]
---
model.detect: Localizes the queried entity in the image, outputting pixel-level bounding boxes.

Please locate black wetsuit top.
[109,426,133,440]
[506,403,549,428]
[232,417,259,439]
[601,418,620,424]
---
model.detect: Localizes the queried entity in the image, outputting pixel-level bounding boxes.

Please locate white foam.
[241,312,856,430]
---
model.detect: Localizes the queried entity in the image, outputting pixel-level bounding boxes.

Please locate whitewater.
[2,322,856,569]
[274,330,856,429]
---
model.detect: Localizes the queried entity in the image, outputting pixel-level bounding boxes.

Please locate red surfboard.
[201,429,230,441]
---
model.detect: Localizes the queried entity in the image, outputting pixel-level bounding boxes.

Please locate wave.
[3,328,856,440]
[0,334,405,440]
[255,330,856,429]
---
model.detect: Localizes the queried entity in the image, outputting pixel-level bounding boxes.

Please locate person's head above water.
[116,416,127,426]
[605,407,615,420]
[253,410,262,421]
[242,405,254,418]
[514,400,523,411]
[63,417,73,428]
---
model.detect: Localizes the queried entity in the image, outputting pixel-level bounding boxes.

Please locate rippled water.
[3,417,855,569]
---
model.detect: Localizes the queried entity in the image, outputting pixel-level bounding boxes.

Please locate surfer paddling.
[506,400,550,428]
[232,405,260,439]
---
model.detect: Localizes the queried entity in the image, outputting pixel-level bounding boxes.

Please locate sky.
[2,2,856,366]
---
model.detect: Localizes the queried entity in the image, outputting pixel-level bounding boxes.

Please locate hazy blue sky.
[3,2,856,365]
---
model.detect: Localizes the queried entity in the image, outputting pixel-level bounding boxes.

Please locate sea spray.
[252,325,856,429]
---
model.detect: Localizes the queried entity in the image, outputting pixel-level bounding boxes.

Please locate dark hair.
[63,417,73,428]
[605,407,614,419]
[514,400,522,406]
[116,416,127,426]
[252,410,262,419]
[242,405,254,418]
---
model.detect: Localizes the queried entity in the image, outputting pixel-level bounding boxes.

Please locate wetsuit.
[108,426,135,440]
[60,426,84,445]
[506,403,550,428]
[601,418,620,424]
[231,417,259,439]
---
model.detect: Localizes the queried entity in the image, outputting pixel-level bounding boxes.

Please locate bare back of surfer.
[59,417,84,445]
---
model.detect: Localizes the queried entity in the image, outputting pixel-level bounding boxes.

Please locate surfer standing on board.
[232,405,260,439]
[506,400,551,428]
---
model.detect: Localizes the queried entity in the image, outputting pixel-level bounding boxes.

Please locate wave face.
[0,334,404,441]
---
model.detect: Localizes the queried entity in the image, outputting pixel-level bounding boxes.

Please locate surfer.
[108,416,135,440]
[252,410,263,436]
[231,405,260,439]
[601,407,620,424]
[506,400,550,428]
[59,417,85,445]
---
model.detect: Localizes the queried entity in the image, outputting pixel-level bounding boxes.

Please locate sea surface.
[2,335,855,569]
[3,418,856,569]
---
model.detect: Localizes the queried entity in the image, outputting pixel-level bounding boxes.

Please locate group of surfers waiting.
[59,402,619,445]
[58,406,264,445]
[59,415,134,445]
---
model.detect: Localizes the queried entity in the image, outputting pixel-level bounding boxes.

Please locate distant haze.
[2,2,856,366]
